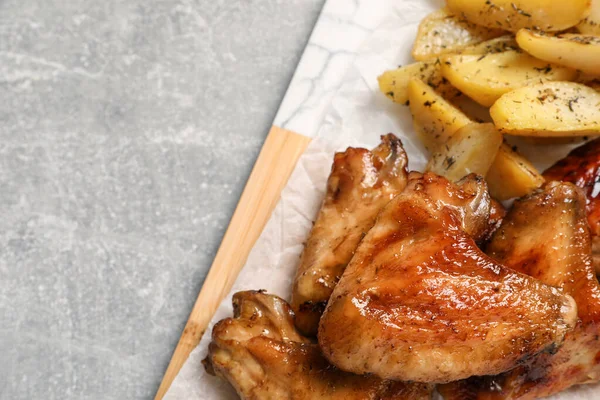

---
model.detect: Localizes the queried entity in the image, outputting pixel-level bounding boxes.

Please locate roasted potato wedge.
[441,50,577,106]
[427,123,503,181]
[446,0,590,32]
[490,81,600,136]
[486,143,545,200]
[378,60,458,104]
[379,36,520,104]
[578,0,600,35]
[517,30,600,76]
[407,78,472,151]
[412,8,504,61]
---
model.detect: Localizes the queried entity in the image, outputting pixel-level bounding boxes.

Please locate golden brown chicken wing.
[291,134,409,336]
[205,291,433,400]
[439,182,600,400]
[543,138,600,274]
[318,173,577,384]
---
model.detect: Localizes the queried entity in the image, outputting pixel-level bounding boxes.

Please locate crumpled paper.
[164,1,596,398]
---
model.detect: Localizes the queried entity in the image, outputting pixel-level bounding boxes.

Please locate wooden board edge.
[154,126,311,400]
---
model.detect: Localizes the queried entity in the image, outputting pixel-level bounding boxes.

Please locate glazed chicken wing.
[439,182,600,400]
[318,173,577,383]
[543,138,600,274]
[291,134,409,336]
[205,291,433,400]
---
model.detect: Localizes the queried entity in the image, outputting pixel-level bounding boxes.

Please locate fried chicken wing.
[543,138,600,274]
[439,182,600,400]
[291,134,409,336]
[318,173,577,383]
[205,291,433,400]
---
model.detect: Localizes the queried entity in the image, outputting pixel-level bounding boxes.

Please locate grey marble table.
[0,1,325,399]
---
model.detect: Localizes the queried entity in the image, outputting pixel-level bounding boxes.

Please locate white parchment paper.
[165,1,597,398]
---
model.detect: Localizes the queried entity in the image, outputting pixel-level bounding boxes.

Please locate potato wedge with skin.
[447,0,591,32]
[441,50,577,106]
[490,81,600,136]
[517,30,600,76]
[407,78,472,152]
[380,36,520,105]
[486,143,545,200]
[578,0,600,35]
[378,60,458,104]
[412,8,505,61]
[427,123,503,181]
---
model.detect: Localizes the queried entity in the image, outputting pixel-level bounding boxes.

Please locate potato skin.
[407,78,472,152]
[378,60,458,105]
[486,143,545,200]
[517,30,600,76]
[441,50,577,107]
[427,122,503,182]
[447,0,591,32]
[490,82,600,136]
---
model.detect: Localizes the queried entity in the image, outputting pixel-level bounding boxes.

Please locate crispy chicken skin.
[291,134,409,336]
[205,291,433,400]
[543,139,600,274]
[318,173,577,383]
[439,182,600,400]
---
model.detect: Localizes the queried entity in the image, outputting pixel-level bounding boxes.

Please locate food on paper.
[205,291,433,399]
[291,135,409,336]
[318,173,575,383]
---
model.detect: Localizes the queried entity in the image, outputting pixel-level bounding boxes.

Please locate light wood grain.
[155,126,311,400]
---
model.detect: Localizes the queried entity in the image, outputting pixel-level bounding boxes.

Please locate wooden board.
[155,126,311,400]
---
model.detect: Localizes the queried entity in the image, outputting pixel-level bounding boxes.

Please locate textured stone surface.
[0,1,324,398]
